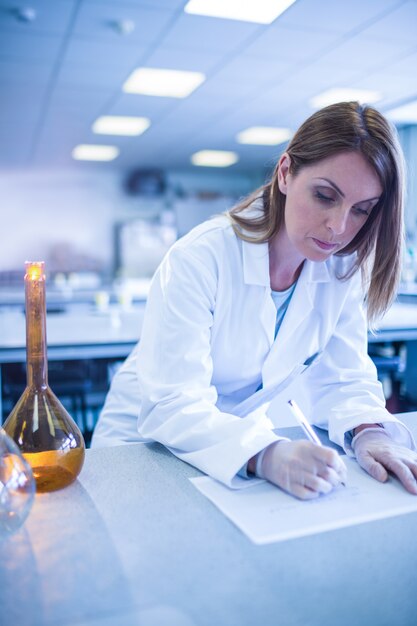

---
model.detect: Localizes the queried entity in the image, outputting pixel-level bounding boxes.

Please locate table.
[0,306,145,363]
[370,301,417,342]
[1,413,417,626]
[1,300,417,417]
[1,300,415,360]
[0,307,145,418]
[371,302,417,403]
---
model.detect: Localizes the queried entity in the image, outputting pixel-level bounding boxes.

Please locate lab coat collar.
[242,238,270,286]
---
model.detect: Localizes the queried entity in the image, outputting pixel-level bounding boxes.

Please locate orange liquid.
[24,448,85,492]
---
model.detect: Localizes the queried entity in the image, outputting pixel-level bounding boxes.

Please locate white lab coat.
[92,212,413,487]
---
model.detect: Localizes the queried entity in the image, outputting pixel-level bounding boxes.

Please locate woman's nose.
[326,208,349,235]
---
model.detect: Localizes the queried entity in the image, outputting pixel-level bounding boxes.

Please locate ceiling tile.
[244,24,342,62]
[277,0,406,33]
[0,59,52,85]
[359,1,417,44]
[0,0,76,36]
[144,46,224,74]
[56,62,136,89]
[0,31,63,63]
[381,49,417,76]
[212,55,292,88]
[62,36,148,69]
[87,0,184,9]
[2,85,45,116]
[0,0,415,172]
[48,86,115,114]
[354,70,417,110]
[159,13,262,53]
[107,93,175,118]
[316,33,414,73]
[72,2,175,44]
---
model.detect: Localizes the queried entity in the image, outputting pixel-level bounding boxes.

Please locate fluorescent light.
[184,0,297,24]
[386,101,417,124]
[92,116,150,136]
[191,150,239,167]
[236,126,292,145]
[123,67,205,98]
[310,88,382,109]
[72,145,119,161]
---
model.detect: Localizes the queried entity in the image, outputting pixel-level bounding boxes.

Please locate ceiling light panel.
[92,116,150,136]
[386,101,417,124]
[123,68,205,98]
[310,88,381,109]
[191,150,239,167]
[184,0,297,24]
[72,145,120,161]
[237,126,292,145]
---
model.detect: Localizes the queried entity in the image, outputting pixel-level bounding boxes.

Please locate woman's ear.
[277,153,291,194]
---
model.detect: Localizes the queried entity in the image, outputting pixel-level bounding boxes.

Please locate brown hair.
[228,101,405,323]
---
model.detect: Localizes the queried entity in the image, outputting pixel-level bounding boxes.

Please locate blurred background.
[1,0,417,442]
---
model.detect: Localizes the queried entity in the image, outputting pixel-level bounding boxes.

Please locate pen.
[287,399,346,487]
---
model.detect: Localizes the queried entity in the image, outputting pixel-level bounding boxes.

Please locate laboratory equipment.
[0,427,35,537]
[3,262,85,492]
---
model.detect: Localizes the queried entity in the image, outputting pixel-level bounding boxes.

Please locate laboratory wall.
[0,167,263,278]
[1,124,416,282]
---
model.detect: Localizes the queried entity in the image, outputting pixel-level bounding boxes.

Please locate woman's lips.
[312,238,339,251]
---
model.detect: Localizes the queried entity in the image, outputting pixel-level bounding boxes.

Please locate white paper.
[190,457,417,544]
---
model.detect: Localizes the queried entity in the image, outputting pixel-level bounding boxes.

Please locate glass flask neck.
[25,266,48,389]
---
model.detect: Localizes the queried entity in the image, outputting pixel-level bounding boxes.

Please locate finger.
[405,459,417,482]
[311,446,347,477]
[319,466,346,487]
[380,458,417,495]
[303,474,333,495]
[314,455,347,485]
[335,460,348,484]
[357,451,388,483]
[290,484,321,500]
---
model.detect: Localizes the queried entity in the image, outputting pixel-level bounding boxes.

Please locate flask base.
[23,448,85,492]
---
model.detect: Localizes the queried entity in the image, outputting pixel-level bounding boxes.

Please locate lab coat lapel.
[242,238,276,347]
[262,260,331,385]
[241,237,332,385]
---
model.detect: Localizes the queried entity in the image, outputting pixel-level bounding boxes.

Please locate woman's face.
[278,151,382,262]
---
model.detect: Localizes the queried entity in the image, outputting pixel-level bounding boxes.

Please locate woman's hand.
[258,440,347,500]
[352,428,417,494]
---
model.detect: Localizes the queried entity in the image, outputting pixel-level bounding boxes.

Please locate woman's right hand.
[258,440,347,500]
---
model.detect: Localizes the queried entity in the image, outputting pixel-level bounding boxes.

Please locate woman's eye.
[315,190,334,203]
[354,206,369,216]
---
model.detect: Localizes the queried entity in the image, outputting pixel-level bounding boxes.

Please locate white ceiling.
[0,0,416,173]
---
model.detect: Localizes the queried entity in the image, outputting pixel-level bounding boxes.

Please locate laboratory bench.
[1,300,417,432]
[1,413,417,626]
[0,306,146,436]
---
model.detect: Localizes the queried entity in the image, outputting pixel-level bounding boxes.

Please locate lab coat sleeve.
[305,271,415,455]
[91,344,144,448]
[136,245,280,488]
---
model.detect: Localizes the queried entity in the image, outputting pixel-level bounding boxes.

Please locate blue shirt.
[270,282,297,339]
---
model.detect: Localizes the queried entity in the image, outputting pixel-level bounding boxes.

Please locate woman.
[92,102,417,500]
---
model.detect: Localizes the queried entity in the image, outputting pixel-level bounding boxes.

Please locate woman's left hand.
[353,428,417,494]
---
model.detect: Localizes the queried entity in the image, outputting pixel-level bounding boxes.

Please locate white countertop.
[0,299,415,348]
[0,306,145,363]
[2,413,417,626]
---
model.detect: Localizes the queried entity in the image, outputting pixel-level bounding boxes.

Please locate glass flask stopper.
[3,262,85,492]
